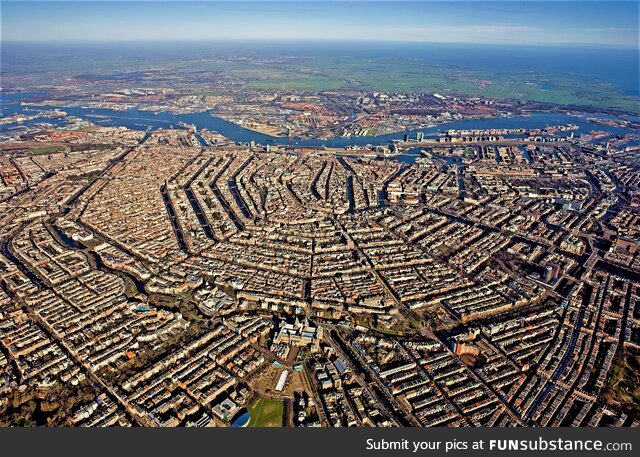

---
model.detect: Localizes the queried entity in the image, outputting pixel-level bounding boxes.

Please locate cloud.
[2,1,637,48]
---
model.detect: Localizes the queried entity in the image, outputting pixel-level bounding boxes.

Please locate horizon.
[2,38,639,50]
[2,1,639,48]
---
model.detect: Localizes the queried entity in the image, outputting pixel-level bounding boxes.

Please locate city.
[0,0,639,432]
[1,111,639,426]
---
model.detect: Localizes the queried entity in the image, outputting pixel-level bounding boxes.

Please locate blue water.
[231,411,250,427]
[0,91,46,102]
[3,101,636,150]
[2,41,639,149]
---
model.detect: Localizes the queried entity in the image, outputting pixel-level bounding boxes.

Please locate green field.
[247,396,284,427]
[243,57,639,113]
[30,145,64,155]
[247,77,344,91]
[15,49,639,113]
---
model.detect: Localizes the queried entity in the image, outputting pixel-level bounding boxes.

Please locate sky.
[1,1,639,48]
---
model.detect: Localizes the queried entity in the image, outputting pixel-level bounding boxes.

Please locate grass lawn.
[247,396,284,427]
[603,348,640,416]
[30,145,64,155]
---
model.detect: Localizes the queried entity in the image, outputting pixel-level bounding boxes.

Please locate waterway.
[2,98,639,154]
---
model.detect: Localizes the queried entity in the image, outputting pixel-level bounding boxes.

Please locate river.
[2,98,639,153]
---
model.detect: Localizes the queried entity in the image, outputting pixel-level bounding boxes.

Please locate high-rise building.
[545,263,560,283]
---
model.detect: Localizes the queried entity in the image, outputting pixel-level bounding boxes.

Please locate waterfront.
[2,100,639,149]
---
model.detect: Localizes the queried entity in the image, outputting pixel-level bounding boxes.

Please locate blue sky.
[2,1,638,47]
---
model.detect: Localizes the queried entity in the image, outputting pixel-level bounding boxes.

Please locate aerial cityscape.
[0,1,639,429]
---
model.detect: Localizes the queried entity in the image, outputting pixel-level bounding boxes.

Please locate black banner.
[1,427,637,457]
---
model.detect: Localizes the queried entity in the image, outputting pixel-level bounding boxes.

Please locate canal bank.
[3,100,639,149]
